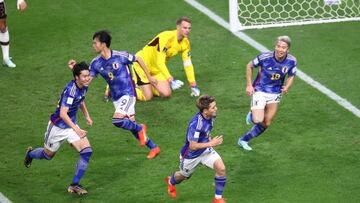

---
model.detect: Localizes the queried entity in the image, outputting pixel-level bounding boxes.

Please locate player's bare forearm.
[80,101,92,126]
[60,106,87,137]
[189,141,212,150]
[60,107,78,130]
[189,135,223,150]
[246,62,254,96]
[282,76,295,94]
[246,62,254,86]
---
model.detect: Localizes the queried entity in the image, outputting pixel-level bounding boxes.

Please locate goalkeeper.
[104,16,200,101]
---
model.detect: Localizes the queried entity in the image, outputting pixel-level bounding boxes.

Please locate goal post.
[229,0,360,31]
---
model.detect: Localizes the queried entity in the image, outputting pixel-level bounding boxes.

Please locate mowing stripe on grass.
[0,192,12,203]
[184,0,360,118]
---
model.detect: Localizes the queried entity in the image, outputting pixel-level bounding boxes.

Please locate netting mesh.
[237,0,360,26]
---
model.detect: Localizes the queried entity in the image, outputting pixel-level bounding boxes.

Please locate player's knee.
[0,25,6,33]
[113,112,126,119]
[160,90,172,98]
[43,151,54,160]
[263,120,272,128]
[183,175,191,180]
[142,94,153,101]
[216,167,226,176]
[252,117,263,124]
[215,164,226,176]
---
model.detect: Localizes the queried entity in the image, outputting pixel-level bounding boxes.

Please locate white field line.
[184,0,360,118]
[0,192,12,203]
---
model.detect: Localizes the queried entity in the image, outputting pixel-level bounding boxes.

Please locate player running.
[24,62,93,195]
[70,30,160,159]
[165,95,227,203]
[238,36,297,151]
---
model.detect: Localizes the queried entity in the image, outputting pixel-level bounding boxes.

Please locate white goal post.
[229,0,360,31]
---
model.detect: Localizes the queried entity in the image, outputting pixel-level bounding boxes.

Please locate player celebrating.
[0,0,27,68]
[104,16,200,101]
[165,95,227,203]
[71,30,160,159]
[24,62,93,195]
[238,36,297,151]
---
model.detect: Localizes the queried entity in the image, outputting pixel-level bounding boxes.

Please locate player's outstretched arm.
[67,59,94,84]
[68,59,77,70]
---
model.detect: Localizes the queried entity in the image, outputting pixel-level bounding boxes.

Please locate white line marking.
[184,0,360,118]
[0,192,12,203]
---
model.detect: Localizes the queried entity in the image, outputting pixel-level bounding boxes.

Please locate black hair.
[93,30,112,48]
[73,61,89,78]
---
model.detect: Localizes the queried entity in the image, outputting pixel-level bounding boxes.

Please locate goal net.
[229,0,360,31]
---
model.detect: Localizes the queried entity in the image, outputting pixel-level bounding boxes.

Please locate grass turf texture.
[0,0,359,202]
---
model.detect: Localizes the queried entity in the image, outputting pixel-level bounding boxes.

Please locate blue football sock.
[170,174,178,185]
[130,129,140,140]
[112,118,141,132]
[145,139,157,149]
[29,148,52,160]
[214,176,227,198]
[241,124,266,142]
[72,147,92,185]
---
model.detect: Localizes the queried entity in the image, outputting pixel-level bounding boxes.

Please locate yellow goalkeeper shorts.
[132,62,168,85]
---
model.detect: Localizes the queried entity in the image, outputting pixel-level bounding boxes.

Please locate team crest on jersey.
[162,47,168,53]
[187,52,191,57]
[113,62,120,70]
[282,66,288,73]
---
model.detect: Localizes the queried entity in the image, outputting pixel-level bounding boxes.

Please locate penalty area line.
[184,0,360,118]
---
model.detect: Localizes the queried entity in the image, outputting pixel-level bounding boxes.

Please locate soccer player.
[0,0,27,68]
[238,36,297,151]
[165,95,227,203]
[24,62,93,195]
[104,16,200,101]
[71,30,160,159]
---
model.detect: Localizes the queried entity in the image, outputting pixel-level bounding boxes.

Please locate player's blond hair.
[277,35,291,48]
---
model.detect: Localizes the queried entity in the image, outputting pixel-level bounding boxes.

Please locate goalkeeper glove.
[170,79,184,90]
[190,86,200,97]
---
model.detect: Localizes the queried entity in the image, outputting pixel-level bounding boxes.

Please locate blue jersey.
[180,112,214,159]
[89,50,136,101]
[252,52,297,94]
[50,80,88,129]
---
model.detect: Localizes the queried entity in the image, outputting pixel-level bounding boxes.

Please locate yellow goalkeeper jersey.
[136,30,196,85]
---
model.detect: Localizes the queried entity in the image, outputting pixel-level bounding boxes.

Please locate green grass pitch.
[1,0,360,202]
